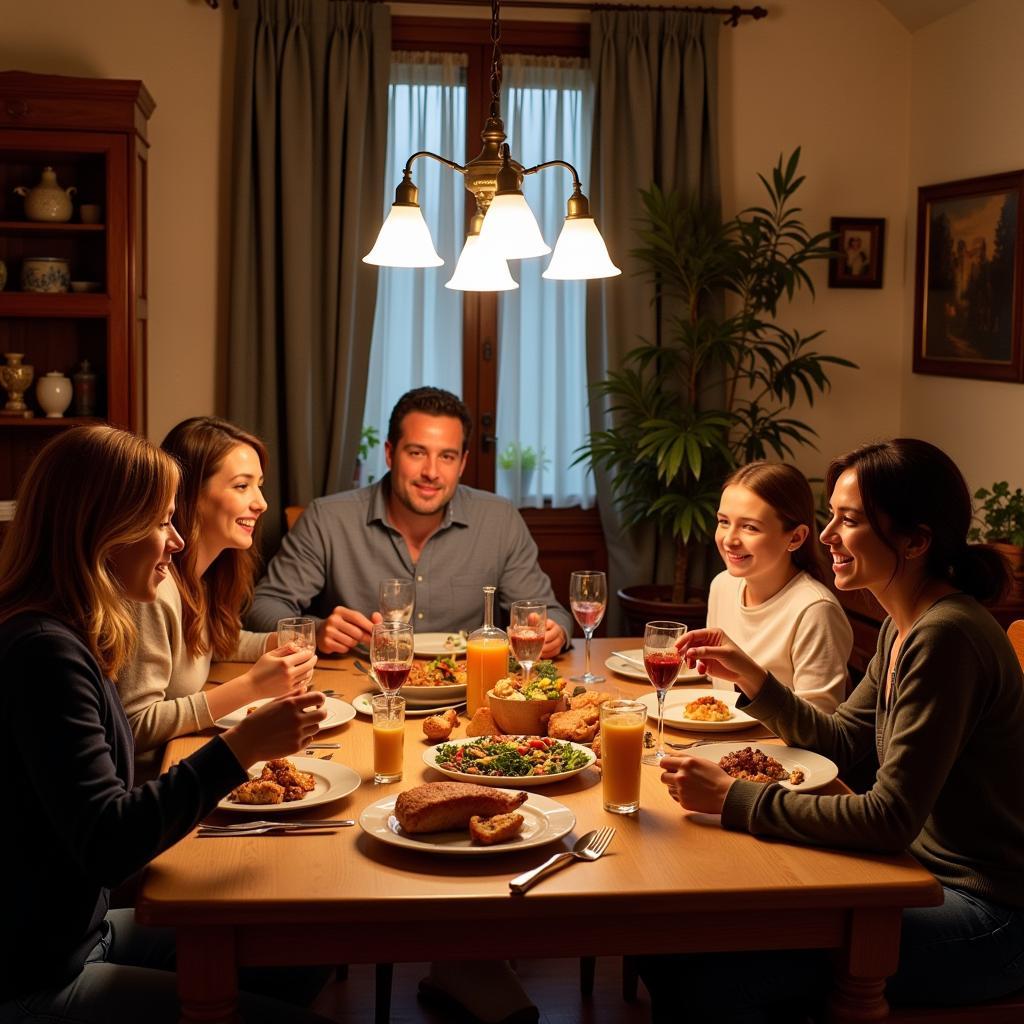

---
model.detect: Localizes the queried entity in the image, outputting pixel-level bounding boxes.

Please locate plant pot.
[616,584,708,637]
[990,542,1024,603]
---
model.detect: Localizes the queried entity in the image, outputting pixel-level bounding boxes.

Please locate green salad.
[435,736,592,777]
[508,655,559,681]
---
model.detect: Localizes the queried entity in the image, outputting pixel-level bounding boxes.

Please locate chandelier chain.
[489,0,503,119]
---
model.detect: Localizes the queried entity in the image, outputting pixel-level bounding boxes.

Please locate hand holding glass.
[509,600,546,685]
[277,617,316,689]
[379,578,415,624]
[643,620,687,764]
[370,621,414,698]
[569,570,607,684]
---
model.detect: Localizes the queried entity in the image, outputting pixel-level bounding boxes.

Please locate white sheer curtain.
[362,53,466,485]
[496,55,595,510]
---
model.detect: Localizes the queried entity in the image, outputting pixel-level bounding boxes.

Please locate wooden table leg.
[176,926,239,1024]
[828,907,902,1024]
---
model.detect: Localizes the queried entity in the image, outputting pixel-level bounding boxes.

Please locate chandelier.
[363,0,620,291]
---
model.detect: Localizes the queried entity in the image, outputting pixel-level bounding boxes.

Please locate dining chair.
[284,505,305,531]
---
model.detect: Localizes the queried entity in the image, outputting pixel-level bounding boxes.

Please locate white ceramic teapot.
[14,167,76,223]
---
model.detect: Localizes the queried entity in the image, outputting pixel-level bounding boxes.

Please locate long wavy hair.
[723,461,829,584]
[826,438,1008,602]
[161,417,268,660]
[0,425,179,676]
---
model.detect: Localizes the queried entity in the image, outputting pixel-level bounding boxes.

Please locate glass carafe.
[466,586,509,716]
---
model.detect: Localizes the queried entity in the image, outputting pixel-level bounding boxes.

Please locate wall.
[719,0,911,486]
[905,0,1024,491]
[0,0,235,443]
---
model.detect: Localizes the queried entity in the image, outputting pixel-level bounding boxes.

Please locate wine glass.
[370,621,414,708]
[379,578,415,624]
[509,600,546,687]
[642,620,687,764]
[569,570,607,684]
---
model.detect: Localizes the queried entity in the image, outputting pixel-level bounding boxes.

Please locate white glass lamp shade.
[363,204,443,267]
[542,217,622,280]
[445,234,518,292]
[478,193,551,260]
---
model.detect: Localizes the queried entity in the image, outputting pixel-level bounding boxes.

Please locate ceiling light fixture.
[363,0,620,291]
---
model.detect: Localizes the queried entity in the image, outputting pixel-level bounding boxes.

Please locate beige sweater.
[118,575,270,774]
[707,570,851,712]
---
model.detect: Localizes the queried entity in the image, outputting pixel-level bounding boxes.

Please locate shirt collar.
[367,474,470,531]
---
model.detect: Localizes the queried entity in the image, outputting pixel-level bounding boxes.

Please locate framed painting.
[913,170,1024,382]
[829,217,885,289]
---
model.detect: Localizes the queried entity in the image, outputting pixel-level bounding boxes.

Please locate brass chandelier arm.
[521,159,596,219]
[522,158,582,187]
[402,150,467,178]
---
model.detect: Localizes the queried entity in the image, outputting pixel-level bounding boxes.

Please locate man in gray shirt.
[248,387,571,657]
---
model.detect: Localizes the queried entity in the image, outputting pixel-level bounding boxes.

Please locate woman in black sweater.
[0,426,332,1023]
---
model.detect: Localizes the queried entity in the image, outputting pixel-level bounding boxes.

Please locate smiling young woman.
[118,417,317,778]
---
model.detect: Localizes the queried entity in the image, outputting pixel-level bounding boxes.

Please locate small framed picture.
[829,217,885,289]
[913,170,1024,383]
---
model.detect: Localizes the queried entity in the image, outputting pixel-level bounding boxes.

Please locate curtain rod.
[205,0,767,26]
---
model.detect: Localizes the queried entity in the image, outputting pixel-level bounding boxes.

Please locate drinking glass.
[569,570,607,684]
[371,693,405,783]
[600,699,646,813]
[509,600,546,686]
[379,578,415,624]
[642,620,687,764]
[277,617,316,653]
[370,621,414,704]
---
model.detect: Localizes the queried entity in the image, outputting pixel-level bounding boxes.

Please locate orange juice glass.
[371,694,405,783]
[467,636,510,715]
[600,699,646,814]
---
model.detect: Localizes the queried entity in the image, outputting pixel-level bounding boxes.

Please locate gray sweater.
[723,594,1024,908]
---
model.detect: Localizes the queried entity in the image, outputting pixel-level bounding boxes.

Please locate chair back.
[1007,619,1024,673]
[284,505,305,531]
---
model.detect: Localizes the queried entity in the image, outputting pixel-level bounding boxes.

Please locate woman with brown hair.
[708,460,851,711]
[0,425,329,1022]
[120,416,315,775]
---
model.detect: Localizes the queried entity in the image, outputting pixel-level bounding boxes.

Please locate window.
[362,18,594,511]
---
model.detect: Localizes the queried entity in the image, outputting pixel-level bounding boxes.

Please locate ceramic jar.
[14,167,76,223]
[21,257,70,293]
[0,353,35,416]
[37,372,72,418]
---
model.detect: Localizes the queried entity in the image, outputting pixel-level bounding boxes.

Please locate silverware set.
[509,826,615,894]
[665,738,719,751]
[197,819,355,838]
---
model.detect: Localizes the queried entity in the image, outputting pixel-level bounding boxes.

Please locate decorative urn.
[14,167,76,223]
[37,372,73,418]
[0,353,35,417]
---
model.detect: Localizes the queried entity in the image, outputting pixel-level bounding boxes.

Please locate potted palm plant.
[969,481,1024,602]
[577,149,856,628]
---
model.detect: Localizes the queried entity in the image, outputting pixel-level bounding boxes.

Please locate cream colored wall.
[0,0,234,442]
[905,0,1024,491]
[720,0,911,486]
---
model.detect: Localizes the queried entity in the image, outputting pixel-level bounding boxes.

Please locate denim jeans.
[0,909,333,1024]
[638,886,1024,1024]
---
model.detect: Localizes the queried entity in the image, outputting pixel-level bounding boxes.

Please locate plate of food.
[414,631,468,658]
[358,781,575,855]
[214,694,356,731]
[604,648,705,684]
[635,690,757,732]
[423,735,596,787]
[218,755,361,812]
[685,742,838,792]
[403,655,468,706]
[352,691,465,718]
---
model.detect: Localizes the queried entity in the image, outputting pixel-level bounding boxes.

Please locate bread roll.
[469,812,525,845]
[394,781,528,834]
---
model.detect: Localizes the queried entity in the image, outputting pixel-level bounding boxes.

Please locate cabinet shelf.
[0,292,109,317]
[0,221,105,235]
[0,416,102,430]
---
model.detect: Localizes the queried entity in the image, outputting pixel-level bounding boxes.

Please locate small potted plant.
[498,442,549,498]
[969,481,1024,601]
[354,424,380,487]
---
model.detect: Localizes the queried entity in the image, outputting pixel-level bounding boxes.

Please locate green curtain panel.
[585,10,721,629]
[227,0,390,548]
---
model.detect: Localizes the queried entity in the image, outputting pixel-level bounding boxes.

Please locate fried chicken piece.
[272,766,315,792]
[229,779,285,804]
[569,690,615,712]
[547,707,600,743]
[466,707,503,738]
[591,734,602,760]
[283,786,307,801]
[265,758,294,773]
[422,707,459,742]
[469,812,525,845]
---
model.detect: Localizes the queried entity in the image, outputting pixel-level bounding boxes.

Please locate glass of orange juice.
[372,693,405,783]
[600,699,646,814]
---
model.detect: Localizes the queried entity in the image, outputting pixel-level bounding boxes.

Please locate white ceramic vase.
[37,372,72,418]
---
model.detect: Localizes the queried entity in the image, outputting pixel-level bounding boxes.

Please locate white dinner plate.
[414,631,468,658]
[218,756,361,812]
[604,648,705,684]
[352,691,466,718]
[636,690,757,733]
[403,681,468,706]
[214,694,356,731]
[358,789,576,855]
[685,741,838,792]
[423,736,597,787]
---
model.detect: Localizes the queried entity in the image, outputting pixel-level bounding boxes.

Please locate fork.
[665,739,718,750]
[509,826,615,895]
[197,820,355,837]
[199,819,354,831]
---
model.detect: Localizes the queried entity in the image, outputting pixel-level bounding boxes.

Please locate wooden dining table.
[136,637,942,1023]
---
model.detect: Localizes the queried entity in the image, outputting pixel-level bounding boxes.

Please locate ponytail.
[950,544,1010,604]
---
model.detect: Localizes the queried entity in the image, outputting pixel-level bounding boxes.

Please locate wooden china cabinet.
[0,71,153,516]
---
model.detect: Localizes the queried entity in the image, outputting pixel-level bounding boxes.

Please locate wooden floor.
[311,958,652,1023]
